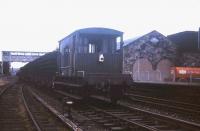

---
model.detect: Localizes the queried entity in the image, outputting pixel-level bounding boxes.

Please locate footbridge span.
[1,51,48,74]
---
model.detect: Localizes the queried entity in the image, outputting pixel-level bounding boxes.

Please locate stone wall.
[157,59,174,81]
[179,53,200,67]
[123,31,176,81]
[131,58,174,81]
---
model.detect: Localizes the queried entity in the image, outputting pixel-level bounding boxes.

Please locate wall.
[123,31,176,82]
[179,53,200,67]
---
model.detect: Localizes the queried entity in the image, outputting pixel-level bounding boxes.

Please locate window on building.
[65,47,70,53]
[116,37,121,50]
[89,43,95,53]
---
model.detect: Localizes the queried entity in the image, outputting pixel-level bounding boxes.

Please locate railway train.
[170,67,200,82]
[18,27,132,103]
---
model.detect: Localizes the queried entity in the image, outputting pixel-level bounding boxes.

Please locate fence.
[133,69,166,82]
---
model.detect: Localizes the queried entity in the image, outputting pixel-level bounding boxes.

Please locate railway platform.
[134,80,200,87]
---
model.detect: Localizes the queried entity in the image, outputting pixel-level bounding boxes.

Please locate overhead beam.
[2,51,48,62]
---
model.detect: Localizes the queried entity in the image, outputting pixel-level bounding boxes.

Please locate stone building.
[123,30,177,82]
[0,62,2,74]
[168,31,200,67]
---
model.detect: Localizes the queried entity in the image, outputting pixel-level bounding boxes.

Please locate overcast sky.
[0,0,200,53]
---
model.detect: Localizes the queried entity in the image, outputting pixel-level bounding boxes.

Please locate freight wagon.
[171,67,200,82]
[18,27,132,103]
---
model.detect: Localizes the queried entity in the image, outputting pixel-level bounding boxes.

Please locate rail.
[90,95,200,130]
[0,83,14,96]
[21,86,42,131]
[119,101,200,130]
[26,86,82,131]
[126,93,200,113]
[55,89,196,130]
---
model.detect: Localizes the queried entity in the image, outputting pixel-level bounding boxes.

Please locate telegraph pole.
[198,27,200,49]
[1,52,3,75]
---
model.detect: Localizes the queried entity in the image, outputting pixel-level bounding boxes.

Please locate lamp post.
[66,100,73,119]
[63,97,73,119]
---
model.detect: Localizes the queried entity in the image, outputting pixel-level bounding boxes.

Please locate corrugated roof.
[76,27,123,36]
[59,27,123,42]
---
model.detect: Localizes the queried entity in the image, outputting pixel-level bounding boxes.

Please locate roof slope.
[123,30,170,47]
[167,31,199,53]
[59,27,123,42]
[76,27,123,36]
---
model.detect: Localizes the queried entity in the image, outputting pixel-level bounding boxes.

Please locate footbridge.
[1,51,48,74]
[2,51,47,62]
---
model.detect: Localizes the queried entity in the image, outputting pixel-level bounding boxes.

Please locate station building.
[167,31,200,67]
[0,62,2,75]
[123,30,177,82]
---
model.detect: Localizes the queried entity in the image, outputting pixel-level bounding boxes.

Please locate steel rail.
[126,93,200,115]
[91,95,200,130]
[119,101,200,130]
[0,83,14,97]
[27,86,82,131]
[57,92,175,130]
[21,86,42,131]
[90,106,159,131]
[127,93,200,110]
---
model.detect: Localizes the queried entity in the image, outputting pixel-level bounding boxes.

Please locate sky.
[0,0,200,54]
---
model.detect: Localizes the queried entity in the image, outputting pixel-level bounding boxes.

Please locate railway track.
[0,84,34,131]
[92,95,200,131]
[0,78,77,131]
[56,89,200,131]
[26,85,200,131]
[0,84,9,95]
[128,85,200,104]
[126,93,200,115]
[31,88,137,130]
[22,85,79,131]
[28,86,106,131]
[0,77,17,95]
[124,93,200,123]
